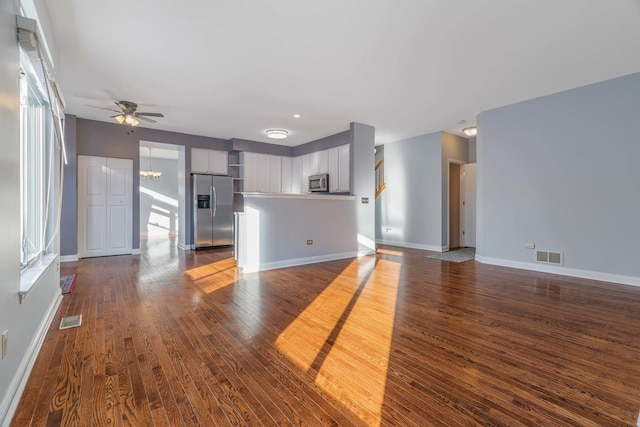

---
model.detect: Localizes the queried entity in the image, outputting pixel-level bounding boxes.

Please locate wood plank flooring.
[11,237,640,426]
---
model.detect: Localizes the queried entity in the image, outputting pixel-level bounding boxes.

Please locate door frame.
[446,159,466,251]
[77,155,133,258]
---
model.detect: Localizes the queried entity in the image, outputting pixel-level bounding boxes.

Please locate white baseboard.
[0,290,63,427]
[376,239,445,252]
[59,254,78,263]
[177,243,192,251]
[132,249,141,255]
[241,251,358,273]
[475,255,640,287]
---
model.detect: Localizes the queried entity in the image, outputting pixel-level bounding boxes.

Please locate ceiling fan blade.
[136,112,164,117]
[136,115,157,123]
[85,104,120,112]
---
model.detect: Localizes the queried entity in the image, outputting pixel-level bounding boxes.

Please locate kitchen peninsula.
[235,192,357,272]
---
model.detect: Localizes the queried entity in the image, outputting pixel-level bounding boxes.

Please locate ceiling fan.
[87,100,164,126]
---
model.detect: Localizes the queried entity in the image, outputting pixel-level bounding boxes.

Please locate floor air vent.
[536,250,563,265]
[60,315,82,330]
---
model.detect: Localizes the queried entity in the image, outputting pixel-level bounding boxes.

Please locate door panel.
[106,157,133,256]
[85,205,105,251]
[78,155,107,258]
[109,205,128,250]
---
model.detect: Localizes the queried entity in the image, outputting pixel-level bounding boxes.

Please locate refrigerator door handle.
[212,185,217,217]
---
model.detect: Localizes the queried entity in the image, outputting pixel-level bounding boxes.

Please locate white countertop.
[239,192,356,201]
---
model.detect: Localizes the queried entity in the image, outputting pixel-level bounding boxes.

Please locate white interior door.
[106,157,133,255]
[78,155,132,258]
[78,155,108,258]
[461,163,477,247]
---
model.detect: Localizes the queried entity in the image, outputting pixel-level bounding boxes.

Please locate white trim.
[59,254,78,263]
[177,243,192,251]
[0,290,62,427]
[376,239,445,252]
[132,249,141,255]
[240,251,357,273]
[19,254,57,298]
[475,255,640,287]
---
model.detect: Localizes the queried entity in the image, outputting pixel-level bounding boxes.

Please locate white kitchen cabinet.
[257,153,271,193]
[302,153,313,192]
[191,148,228,175]
[281,157,292,193]
[317,149,328,174]
[327,144,350,192]
[269,155,282,193]
[241,152,258,192]
[292,156,302,193]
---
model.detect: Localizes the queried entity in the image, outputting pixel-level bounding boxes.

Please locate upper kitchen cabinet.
[191,148,228,175]
[241,152,292,193]
[326,144,351,193]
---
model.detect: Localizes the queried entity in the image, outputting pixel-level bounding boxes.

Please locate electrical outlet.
[2,330,7,359]
[525,243,535,249]
[306,240,313,245]
[361,197,369,204]
[386,228,392,232]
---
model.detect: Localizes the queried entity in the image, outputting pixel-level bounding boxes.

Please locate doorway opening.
[139,141,184,248]
[447,161,477,250]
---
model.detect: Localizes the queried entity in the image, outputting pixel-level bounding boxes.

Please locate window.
[19,47,54,268]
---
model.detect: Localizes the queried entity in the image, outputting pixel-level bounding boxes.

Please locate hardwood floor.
[11,238,640,426]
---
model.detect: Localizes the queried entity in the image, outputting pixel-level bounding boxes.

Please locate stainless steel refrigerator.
[192,174,234,248]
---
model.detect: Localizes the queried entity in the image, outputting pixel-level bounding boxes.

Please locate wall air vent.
[536,250,563,265]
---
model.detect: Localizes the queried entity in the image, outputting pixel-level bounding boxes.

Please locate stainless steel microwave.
[309,173,329,192]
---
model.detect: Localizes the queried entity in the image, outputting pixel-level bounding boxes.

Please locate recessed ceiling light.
[266,129,289,139]
[462,126,477,137]
[293,114,301,118]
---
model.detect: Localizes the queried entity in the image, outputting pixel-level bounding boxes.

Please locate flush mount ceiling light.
[462,126,477,137]
[266,129,288,139]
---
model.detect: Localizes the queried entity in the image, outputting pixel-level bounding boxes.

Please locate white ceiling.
[44,1,640,147]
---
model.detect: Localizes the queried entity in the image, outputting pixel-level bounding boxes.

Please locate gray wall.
[441,132,469,247]
[0,1,62,423]
[139,157,179,236]
[292,130,351,157]
[62,118,229,254]
[468,136,477,163]
[60,114,77,255]
[62,119,359,254]
[351,123,376,256]
[242,196,357,270]
[231,138,293,156]
[477,72,640,282]
[376,131,444,251]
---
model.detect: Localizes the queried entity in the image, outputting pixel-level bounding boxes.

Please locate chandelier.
[140,147,161,181]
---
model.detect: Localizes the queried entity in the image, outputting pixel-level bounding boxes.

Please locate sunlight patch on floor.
[185,258,239,293]
[275,256,401,426]
[376,248,404,257]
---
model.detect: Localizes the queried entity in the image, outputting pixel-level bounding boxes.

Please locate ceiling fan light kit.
[88,100,164,127]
